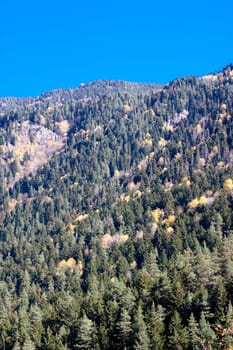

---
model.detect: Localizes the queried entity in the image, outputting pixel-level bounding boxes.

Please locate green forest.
[0,66,233,349]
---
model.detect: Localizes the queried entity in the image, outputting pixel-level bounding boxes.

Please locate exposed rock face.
[1,120,66,187]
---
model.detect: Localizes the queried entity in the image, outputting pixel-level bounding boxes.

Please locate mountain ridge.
[1,65,233,349]
[0,79,162,116]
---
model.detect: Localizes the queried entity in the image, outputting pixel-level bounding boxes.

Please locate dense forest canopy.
[0,66,233,349]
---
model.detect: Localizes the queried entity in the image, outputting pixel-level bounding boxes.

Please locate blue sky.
[0,0,233,97]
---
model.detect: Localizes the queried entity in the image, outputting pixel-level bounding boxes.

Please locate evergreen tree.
[148,303,165,350]
[116,308,132,350]
[133,305,150,350]
[188,313,202,350]
[30,303,43,347]
[168,310,188,350]
[22,338,36,350]
[75,313,97,350]
[221,302,233,349]
[199,312,216,350]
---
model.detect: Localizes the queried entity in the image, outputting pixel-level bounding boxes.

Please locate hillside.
[0,80,161,115]
[1,66,233,349]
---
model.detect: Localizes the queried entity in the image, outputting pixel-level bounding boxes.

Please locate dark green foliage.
[133,305,150,350]
[0,67,233,348]
[168,311,188,350]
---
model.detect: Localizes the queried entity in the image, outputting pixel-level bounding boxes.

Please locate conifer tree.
[133,305,150,350]
[22,338,36,350]
[148,303,165,350]
[168,310,188,350]
[75,313,97,350]
[199,312,216,349]
[116,308,132,350]
[188,313,201,350]
[221,302,233,349]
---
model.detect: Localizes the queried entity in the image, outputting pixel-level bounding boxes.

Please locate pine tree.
[188,313,202,350]
[0,302,11,350]
[199,312,216,350]
[22,338,36,350]
[116,308,132,350]
[75,313,97,350]
[30,303,43,347]
[148,303,165,350]
[146,251,161,282]
[221,302,233,349]
[168,310,188,350]
[133,305,150,350]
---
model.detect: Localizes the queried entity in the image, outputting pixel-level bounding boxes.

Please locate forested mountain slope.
[0,66,233,349]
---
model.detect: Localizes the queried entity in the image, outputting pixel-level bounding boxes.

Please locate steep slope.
[0,80,161,189]
[0,66,233,349]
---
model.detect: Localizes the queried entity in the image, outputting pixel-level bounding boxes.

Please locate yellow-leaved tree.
[224,179,233,191]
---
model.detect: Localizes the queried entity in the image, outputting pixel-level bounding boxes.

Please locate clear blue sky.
[0,0,233,97]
